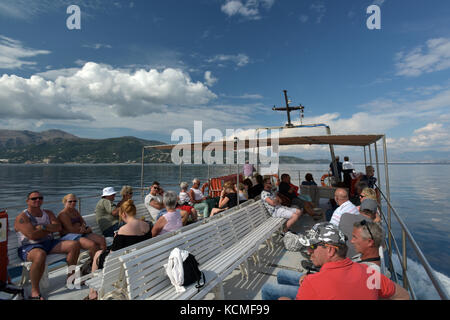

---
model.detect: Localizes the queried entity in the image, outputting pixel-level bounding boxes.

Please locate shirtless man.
[14,191,81,300]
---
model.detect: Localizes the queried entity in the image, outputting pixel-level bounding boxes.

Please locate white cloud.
[204,71,218,86]
[207,53,250,68]
[0,35,50,69]
[82,43,112,50]
[310,2,326,23]
[395,38,450,77]
[221,0,275,20]
[299,14,309,23]
[0,62,217,122]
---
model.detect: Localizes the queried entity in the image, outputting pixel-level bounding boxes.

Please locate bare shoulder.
[15,211,29,225]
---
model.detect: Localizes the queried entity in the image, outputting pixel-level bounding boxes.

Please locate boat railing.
[376,185,449,300]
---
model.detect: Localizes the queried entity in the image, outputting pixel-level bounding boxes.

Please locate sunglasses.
[359,194,365,198]
[68,200,77,203]
[309,242,339,251]
[29,196,44,201]
[359,220,374,240]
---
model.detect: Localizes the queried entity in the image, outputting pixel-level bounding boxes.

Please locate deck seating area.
[116,200,285,300]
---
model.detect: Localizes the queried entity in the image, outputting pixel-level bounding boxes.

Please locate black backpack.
[182,253,206,291]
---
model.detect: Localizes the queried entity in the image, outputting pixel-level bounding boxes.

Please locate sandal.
[29,294,45,300]
[83,295,98,300]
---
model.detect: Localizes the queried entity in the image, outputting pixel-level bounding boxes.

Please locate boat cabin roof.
[144,134,385,151]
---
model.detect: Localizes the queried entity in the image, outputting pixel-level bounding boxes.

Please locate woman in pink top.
[152,191,183,237]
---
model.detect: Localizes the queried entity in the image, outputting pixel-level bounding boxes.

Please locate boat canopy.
[143,134,385,151]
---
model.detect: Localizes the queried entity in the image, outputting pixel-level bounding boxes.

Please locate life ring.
[321,173,332,187]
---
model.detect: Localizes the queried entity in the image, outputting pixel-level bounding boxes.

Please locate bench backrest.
[119,201,266,300]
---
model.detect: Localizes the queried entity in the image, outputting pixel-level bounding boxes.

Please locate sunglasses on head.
[29,196,44,201]
[359,220,374,240]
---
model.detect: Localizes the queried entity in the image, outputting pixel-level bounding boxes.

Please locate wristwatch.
[41,224,46,231]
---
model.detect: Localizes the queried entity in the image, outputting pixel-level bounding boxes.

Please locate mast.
[272,90,304,127]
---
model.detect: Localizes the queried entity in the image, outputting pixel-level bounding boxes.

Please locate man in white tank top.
[14,191,81,300]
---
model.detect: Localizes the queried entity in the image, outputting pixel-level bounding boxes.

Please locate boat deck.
[10,202,330,301]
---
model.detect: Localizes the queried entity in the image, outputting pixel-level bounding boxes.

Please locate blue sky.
[0,0,449,161]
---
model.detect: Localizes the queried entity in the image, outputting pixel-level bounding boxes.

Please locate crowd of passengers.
[13,160,409,300]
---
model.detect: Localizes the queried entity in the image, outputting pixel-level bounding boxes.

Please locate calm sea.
[1,163,449,299]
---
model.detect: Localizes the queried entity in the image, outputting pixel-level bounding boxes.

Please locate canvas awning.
[144,134,384,151]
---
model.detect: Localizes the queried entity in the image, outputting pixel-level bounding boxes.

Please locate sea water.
[1,163,449,299]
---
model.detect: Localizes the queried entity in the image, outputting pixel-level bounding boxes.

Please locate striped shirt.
[330,200,359,226]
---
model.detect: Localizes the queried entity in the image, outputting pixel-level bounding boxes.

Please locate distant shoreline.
[0,162,449,166]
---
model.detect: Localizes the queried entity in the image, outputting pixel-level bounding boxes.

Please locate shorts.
[178,205,194,214]
[18,239,61,262]
[60,233,85,241]
[273,206,298,219]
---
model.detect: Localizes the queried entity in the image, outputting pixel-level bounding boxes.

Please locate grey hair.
[192,178,200,184]
[180,182,189,190]
[163,191,178,209]
[353,220,383,248]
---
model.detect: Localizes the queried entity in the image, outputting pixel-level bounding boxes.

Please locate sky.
[0,0,449,162]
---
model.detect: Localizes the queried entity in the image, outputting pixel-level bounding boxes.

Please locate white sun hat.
[102,187,117,197]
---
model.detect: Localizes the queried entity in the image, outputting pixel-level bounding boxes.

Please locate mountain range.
[0,129,328,164]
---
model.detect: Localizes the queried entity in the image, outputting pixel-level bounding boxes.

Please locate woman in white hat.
[94,187,121,237]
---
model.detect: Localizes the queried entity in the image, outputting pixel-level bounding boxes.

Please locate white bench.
[81,200,256,299]
[117,200,285,300]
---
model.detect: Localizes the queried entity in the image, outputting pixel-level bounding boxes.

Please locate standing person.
[144,181,165,221]
[86,199,152,300]
[95,187,121,237]
[152,191,183,237]
[243,160,255,179]
[342,156,355,189]
[14,191,81,300]
[261,178,302,233]
[329,156,343,182]
[189,178,210,218]
[58,194,106,259]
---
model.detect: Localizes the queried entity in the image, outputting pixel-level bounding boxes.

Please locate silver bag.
[283,231,303,252]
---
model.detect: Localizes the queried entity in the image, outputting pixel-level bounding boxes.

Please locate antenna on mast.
[272,90,305,127]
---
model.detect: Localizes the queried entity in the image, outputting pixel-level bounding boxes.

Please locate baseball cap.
[360,198,378,213]
[298,222,347,247]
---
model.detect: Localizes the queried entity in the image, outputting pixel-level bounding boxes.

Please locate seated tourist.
[248,174,264,199]
[301,173,317,186]
[237,183,248,202]
[327,188,359,225]
[189,178,210,218]
[144,181,165,221]
[338,198,379,257]
[86,199,152,300]
[177,182,198,225]
[210,181,238,217]
[349,181,369,206]
[261,178,302,233]
[278,173,320,218]
[358,187,382,223]
[152,191,183,237]
[15,191,81,300]
[95,187,121,237]
[351,220,385,274]
[58,194,106,259]
[119,185,133,204]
